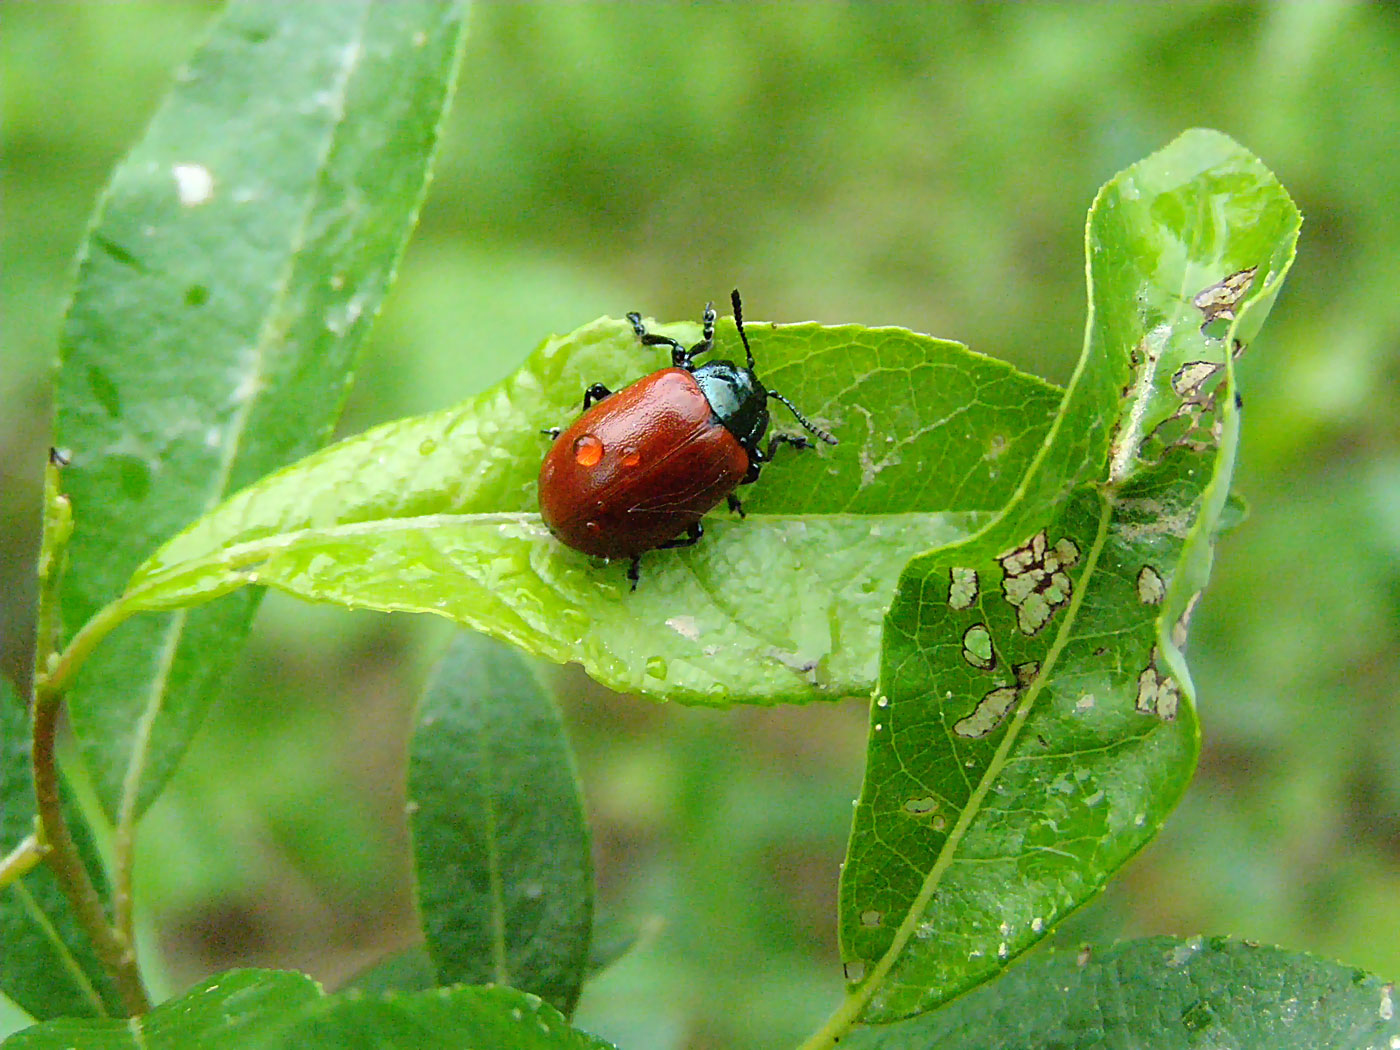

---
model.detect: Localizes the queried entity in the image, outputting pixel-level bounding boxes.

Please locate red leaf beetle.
[538,289,837,587]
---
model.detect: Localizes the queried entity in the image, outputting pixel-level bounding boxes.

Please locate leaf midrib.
[113,2,375,820]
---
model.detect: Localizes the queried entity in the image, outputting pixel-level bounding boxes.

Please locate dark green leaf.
[53,0,470,819]
[409,632,591,1016]
[0,968,616,1050]
[831,131,1301,1024]
[120,320,1061,706]
[841,937,1400,1049]
[0,679,121,1019]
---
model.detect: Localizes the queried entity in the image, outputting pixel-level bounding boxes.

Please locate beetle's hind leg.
[727,493,745,518]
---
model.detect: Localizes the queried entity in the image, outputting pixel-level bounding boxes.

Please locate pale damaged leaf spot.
[1171,360,1220,400]
[998,531,1081,635]
[1172,591,1202,650]
[843,960,866,983]
[1135,647,1180,721]
[961,623,996,670]
[948,566,979,610]
[902,795,939,816]
[1136,565,1166,605]
[860,910,884,928]
[954,683,1019,739]
[1192,265,1258,330]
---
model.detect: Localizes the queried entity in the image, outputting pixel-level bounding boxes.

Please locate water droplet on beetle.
[573,433,604,467]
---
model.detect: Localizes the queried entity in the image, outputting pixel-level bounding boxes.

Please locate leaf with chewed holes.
[112,317,1062,706]
[822,130,1300,1033]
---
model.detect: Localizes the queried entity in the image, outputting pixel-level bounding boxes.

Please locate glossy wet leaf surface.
[409,632,592,1015]
[829,130,1301,1025]
[51,0,469,819]
[122,320,1061,705]
[841,937,1400,1049]
[0,968,616,1049]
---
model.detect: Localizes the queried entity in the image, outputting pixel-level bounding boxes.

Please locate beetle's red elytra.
[538,290,836,588]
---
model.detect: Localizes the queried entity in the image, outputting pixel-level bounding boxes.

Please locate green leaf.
[53,0,470,819]
[840,937,1400,1049]
[409,632,592,1016]
[829,130,1302,1025]
[0,969,616,1050]
[119,319,1062,705]
[0,679,121,1019]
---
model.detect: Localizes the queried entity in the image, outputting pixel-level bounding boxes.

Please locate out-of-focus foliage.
[1,5,1396,1050]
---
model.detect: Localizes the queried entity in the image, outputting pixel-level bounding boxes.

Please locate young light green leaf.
[826,130,1302,1029]
[53,0,470,820]
[0,993,35,1046]
[409,632,592,1016]
[0,680,121,1019]
[839,937,1400,1049]
[119,320,1062,706]
[0,968,617,1050]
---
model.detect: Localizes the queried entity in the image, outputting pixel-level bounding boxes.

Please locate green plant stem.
[0,832,47,890]
[32,667,150,1016]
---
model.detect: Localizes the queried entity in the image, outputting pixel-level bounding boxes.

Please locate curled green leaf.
[120,319,1061,705]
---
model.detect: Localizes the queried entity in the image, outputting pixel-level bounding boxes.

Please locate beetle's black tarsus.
[727,493,745,518]
[541,427,562,439]
[627,556,641,590]
[657,521,703,550]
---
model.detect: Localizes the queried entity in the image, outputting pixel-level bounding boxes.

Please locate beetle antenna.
[731,288,755,371]
[768,390,838,445]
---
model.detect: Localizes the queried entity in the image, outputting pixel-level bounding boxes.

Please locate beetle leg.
[582,383,613,410]
[540,426,562,439]
[763,433,814,459]
[727,493,745,518]
[627,556,642,590]
[627,311,691,369]
[657,521,704,550]
[685,301,716,364]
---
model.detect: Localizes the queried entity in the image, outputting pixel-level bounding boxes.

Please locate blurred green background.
[2,3,1398,1048]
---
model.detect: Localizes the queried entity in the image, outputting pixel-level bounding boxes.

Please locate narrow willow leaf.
[841,937,1400,1049]
[0,681,121,1018]
[832,130,1302,1024]
[120,321,1061,705]
[0,968,616,1050]
[409,632,592,1015]
[53,0,470,818]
